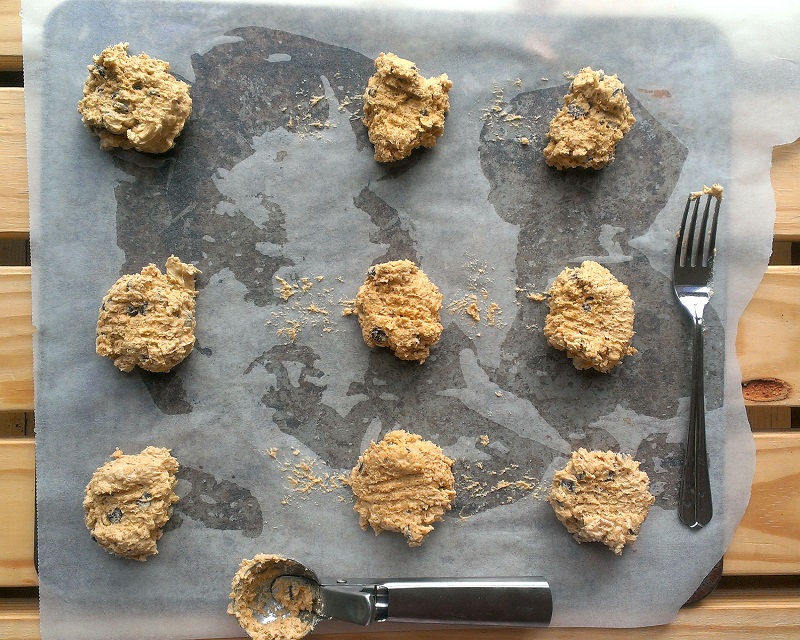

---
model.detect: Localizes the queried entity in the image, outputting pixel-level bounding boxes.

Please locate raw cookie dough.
[543,67,635,170]
[78,42,192,153]
[547,448,655,555]
[349,430,455,547]
[353,259,443,363]
[96,256,200,373]
[544,260,636,373]
[228,554,317,640]
[362,52,452,162]
[83,447,179,561]
[690,183,724,200]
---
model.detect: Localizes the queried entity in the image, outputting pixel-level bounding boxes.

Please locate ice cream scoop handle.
[374,577,552,626]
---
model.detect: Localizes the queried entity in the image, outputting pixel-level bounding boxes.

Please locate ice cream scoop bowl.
[229,554,552,639]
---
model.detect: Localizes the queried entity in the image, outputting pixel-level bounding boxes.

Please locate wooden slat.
[0,438,36,587]
[0,266,32,412]
[0,265,798,413]
[2,587,799,640]
[772,139,800,241]
[0,0,21,71]
[0,432,796,590]
[0,102,797,242]
[0,599,37,640]
[726,432,800,575]
[0,88,27,238]
[737,267,800,407]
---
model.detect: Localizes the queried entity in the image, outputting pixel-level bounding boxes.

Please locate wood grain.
[0,88,27,238]
[772,139,800,241]
[2,587,799,640]
[726,432,800,575]
[737,267,800,407]
[0,0,21,71]
[0,438,36,587]
[0,267,32,411]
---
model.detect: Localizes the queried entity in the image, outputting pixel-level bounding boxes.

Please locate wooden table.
[1,2,798,638]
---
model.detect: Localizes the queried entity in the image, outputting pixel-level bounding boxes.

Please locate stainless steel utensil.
[673,189,722,528]
[232,555,551,638]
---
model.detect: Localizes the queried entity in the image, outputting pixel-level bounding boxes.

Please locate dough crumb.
[544,260,636,373]
[354,260,443,363]
[548,449,654,555]
[83,447,179,561]
[349,430,455,546]
[228,554,318,640]
[362,52,452,162]
[690,183,724,200]
[78,43,192,153]
[544,67,635,170]
[96,256,200,373]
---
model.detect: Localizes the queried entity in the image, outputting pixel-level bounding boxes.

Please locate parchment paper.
[22,1,800,638]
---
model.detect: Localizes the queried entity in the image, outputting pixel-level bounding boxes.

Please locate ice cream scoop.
[228,554,552,640]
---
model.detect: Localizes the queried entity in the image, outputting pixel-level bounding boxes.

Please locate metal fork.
[673,191,721,529]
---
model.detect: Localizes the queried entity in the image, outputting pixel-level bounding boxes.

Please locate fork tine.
[704,196,722,267]
[696,195,712,267]
[676,196,692,267]
[685,196,701,267]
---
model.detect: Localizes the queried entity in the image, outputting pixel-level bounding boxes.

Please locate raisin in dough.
[548,448,654,555]
[96,256,200,373]
[362,52,452,162]
[78,43,192,153]
[544,260,636,373]
[543,67,635,170]
[83,447,179,561]
[354,259,443,363]
[349,430,455,547]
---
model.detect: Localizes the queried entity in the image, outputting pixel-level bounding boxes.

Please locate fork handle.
[679,316,713,528]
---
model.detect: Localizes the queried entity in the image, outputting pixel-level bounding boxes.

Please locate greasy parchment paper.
[21,1,800,637]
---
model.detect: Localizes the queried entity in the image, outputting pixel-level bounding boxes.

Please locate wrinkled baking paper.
[22,1,800,637]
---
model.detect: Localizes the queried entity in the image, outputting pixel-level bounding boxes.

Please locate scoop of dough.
[353,259,443,363]
[547,448,654,555]
[96,255,200,373]
[544,260,636,373]
[228,554,317,640]
[349,430,455,547]
[83,447,179,561]
[543,67,635,170]
[78,42,192,153]
[362,52,452,162]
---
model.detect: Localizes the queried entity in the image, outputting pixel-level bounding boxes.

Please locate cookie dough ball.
[354,260,443,363]
[349,430,455,547]
[96,256,200,373]
[83,447,179,561]
[78,43,192,153]
[544,260,636,373]
[548,449,654,555]
[543,67,635,170]
[228,555,317,640]
[362,52,452,162]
